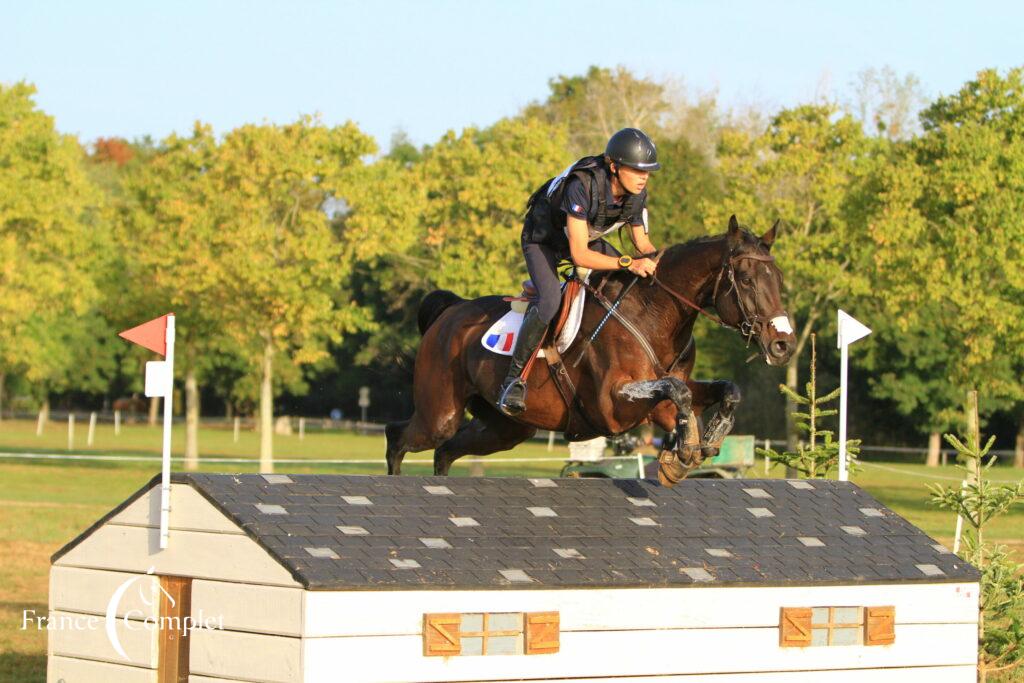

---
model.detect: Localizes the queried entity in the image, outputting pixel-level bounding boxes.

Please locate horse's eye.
[740,276,753,285]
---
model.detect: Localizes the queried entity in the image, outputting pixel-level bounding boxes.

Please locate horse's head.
[711,215,796,367]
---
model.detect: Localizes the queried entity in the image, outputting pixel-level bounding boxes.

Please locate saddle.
[482,270,588,357]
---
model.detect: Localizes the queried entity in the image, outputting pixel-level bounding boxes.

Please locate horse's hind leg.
[386,408,464,476]
[385,420,410,475]
[433,399,537,476]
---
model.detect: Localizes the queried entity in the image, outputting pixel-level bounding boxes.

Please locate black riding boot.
[497,306,548,417]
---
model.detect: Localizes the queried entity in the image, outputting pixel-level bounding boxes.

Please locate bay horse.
[385,216,796,485]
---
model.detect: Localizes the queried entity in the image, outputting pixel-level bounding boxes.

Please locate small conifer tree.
[757,334,861,478]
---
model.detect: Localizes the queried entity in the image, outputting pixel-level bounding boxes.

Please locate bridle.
[650,248,779,346]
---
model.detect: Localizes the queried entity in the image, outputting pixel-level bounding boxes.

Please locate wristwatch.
[618,255,633,269]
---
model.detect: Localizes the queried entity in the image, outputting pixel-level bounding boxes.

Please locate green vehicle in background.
[560,435,756,480]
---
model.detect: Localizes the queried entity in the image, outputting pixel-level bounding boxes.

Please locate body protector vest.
[521,156,644,257]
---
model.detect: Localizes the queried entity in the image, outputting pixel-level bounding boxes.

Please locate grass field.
[2,418,1023,682]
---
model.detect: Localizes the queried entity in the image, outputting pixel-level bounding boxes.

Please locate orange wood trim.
[525,611,560,655]
[423,613,461,656]
[779,607,812,647]
[158,576,192,683]
[865,606,896,646]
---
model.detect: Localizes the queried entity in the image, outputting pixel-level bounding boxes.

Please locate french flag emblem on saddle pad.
[481,311,523,355]
[480,285,587,357]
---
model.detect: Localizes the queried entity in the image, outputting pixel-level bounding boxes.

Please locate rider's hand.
[628,257,657,278]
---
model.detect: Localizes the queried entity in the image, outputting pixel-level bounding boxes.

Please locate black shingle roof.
[55,473,979,590]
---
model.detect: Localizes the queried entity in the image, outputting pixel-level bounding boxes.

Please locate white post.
[233,416,240,443]
[159,315,176,550]
[764,438,771,475]
[87,412,97,446]
[114,409,121,435]
[547,430,555,452]
[67,413,75,450]
[953,481,967,554]
[299,417,306,441]
[636,453,645,479]
[838,342,850,482]
[837,310,871,482]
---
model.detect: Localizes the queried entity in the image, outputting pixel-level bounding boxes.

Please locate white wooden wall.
[47,483,301,683]
[299,582,978,683]
[52,483,300,587]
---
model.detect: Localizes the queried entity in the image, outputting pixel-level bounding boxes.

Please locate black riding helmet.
[605,128,660,172]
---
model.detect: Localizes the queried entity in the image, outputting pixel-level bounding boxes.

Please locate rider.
[497,127,661,417]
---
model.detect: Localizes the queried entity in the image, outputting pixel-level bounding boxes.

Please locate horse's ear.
[760,219,780,251]
[727,214,742,250]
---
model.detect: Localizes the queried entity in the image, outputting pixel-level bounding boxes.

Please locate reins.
[650,249,777,347]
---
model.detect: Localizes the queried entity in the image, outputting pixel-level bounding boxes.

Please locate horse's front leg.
[688,379,742,460]
[619,377,698,487]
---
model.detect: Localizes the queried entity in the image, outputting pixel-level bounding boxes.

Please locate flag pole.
[836,310,871,483]
[159,314,175,549]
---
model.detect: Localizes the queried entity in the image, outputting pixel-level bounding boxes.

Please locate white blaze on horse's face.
[770,316,793,335]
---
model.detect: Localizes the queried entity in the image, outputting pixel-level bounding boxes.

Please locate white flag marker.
[837,310,871,482]
[119,313,175,549]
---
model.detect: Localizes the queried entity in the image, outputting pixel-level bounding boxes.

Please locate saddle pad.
[481,286,586,356]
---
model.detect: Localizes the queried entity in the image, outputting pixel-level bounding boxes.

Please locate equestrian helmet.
[605,128,660,172]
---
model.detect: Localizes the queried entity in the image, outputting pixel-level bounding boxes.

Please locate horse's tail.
[418,289,463,335]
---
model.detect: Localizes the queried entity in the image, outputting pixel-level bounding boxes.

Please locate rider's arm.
[566,216,622,270]
[567,216,656,276]
[630,223,658,257]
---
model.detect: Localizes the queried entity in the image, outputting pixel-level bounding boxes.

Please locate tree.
[116,123,240,468]
[0,82,104,422]
[705,104,881,452]
[848,66,926,141]
[523,66,671,158]
[343,116,569,337]
[864,68,1024,462]
[209,116,377,471]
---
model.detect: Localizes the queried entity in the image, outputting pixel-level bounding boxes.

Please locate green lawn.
[2,418,1022,682]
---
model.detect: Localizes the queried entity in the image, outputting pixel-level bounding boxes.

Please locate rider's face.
[614,164,650,195]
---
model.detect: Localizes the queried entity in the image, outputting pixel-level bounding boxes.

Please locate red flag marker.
[118,314,173,356]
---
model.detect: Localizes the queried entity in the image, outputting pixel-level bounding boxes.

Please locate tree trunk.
[259,337,274,473]
[925,431,941,467]
[226,400,233,420]
[185,367,200,471]
[148,396,160,426]
[0,371,5,422]
[36,398,50,436]
[1014,415,1024,469]
[783,356,800,478]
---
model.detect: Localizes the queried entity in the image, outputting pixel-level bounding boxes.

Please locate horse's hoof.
[701,446,720,461]
[657,451,687,487]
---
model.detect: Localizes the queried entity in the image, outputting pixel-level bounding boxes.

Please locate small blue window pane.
[834,607,861,625]
[811,607,828,624]
[487,635,520,655]
[461,614,483,632]
[461,637,483,655]
[811,628,828,646]
[832,627,861,646]
[489,613,522,631]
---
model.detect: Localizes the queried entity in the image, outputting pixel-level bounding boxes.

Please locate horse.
[385,215,796,485]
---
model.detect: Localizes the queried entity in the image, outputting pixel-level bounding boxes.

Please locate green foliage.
[929,395,1024,677]
[757,336,860,478]
[864,68,1024,433]
[0,82,107,398]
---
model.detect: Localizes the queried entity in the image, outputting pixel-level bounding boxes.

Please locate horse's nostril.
[771,340,790,357]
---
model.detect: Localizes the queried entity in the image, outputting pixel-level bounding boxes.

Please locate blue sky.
[1,1,1020,150]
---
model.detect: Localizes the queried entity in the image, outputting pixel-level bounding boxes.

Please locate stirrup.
[498,378,527,416]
